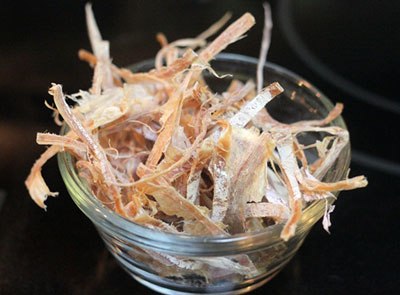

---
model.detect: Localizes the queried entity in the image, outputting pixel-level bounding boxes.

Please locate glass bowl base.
[132,272,278,295]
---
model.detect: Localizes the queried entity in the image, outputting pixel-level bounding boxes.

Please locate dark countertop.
[0,1,399,294]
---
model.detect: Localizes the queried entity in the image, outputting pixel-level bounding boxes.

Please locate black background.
[0,0,399,294]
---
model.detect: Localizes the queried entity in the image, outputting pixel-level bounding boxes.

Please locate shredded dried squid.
[26,3,367,282]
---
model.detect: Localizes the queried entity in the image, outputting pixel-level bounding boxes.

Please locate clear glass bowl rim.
[57,53,351,255]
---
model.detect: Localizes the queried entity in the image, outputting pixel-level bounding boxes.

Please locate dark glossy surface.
[0,1,398,294]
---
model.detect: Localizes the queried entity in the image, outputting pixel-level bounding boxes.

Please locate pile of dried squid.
[26,4,367,244]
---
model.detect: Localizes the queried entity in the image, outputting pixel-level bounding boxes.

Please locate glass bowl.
[58,53,350,294]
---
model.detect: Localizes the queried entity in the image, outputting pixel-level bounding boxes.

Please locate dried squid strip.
[152,49,198,79]
[199,13,255,62]
[36,132,87,158]
[211,80,256,117]
[147,182,226,236]
[280,199,302,241]
[300,174,368,193]
[50,84,125,215]
[25,145,60,209]
[50,85,111,183]
[288,125,349,180]
[27,6,369,263]
[210,122,232,222]
[196,12,232,40]
[186,139,214,204]
[131,112,209,188]
[145,73,192,168]
[274,133,303,241]
[257,3,273,93]
[154,10,232,72]
[155,38,206,70]
[85,3,114,93]
[245,202,289,220]
[229,82,283,128]
[225,132,273,233]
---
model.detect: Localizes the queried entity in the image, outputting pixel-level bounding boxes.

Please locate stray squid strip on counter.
[26,2,367,262]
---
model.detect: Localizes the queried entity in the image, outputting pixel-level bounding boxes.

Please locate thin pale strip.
[155,144,190,182]
[245,202,289,220]
[224,127,260,182]
[155,11,233,74]
[133,212,180,233]
[303,191,334,202]
[36,132,87,156]
[127,190,158,217]
[132,213,206,272]
[44,100,63,126]
[85,3,113,92]
[280,198,302,241]
[78,49,97,66]
[78,49,122,86]
[85,3,102,56]
[76,160,114,204]
[240,130,275,205]
[25,145,60,209]
[301,175,368,192]
[315,137,336,160]
[186,169,202,204]
[225,80,255,105]
[293,138,308,168]
[118,69,169,85]
[160,38,207,49]
[196,12,232,40]
[210,122,232,222]
[170,126,191,150]
[156,33,168,47]
[274,133,303,240]
[252,2,278,131]
[173,173,189,197]
[257,2,273,93]
[124,199,141,218]
[187,166,206,205]
[149,183,227,236]
[196,256,257,276]
[186,139,214,204]
[289,125,349,179]
[50,84,124,214]
[274,134,302,200]
[50,85,110,182]
[229,82,283,128]
[71,89,129,129]
[165,46,179,66]
[155,38,206,69]
[151,251,203,270]
[322,200,335,233]
[265,166,289,207]
[244,160,269,203]
[131,120,208,188]
[132,108,210,189]
[211,80,255,117]
[91,62,103,94]
[153,49,198,79]
[199,13,256,62]
[224,132,272,233]
[145,73,192,168]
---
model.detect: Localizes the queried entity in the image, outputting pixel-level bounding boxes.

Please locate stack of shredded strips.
[26,4,367,270]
